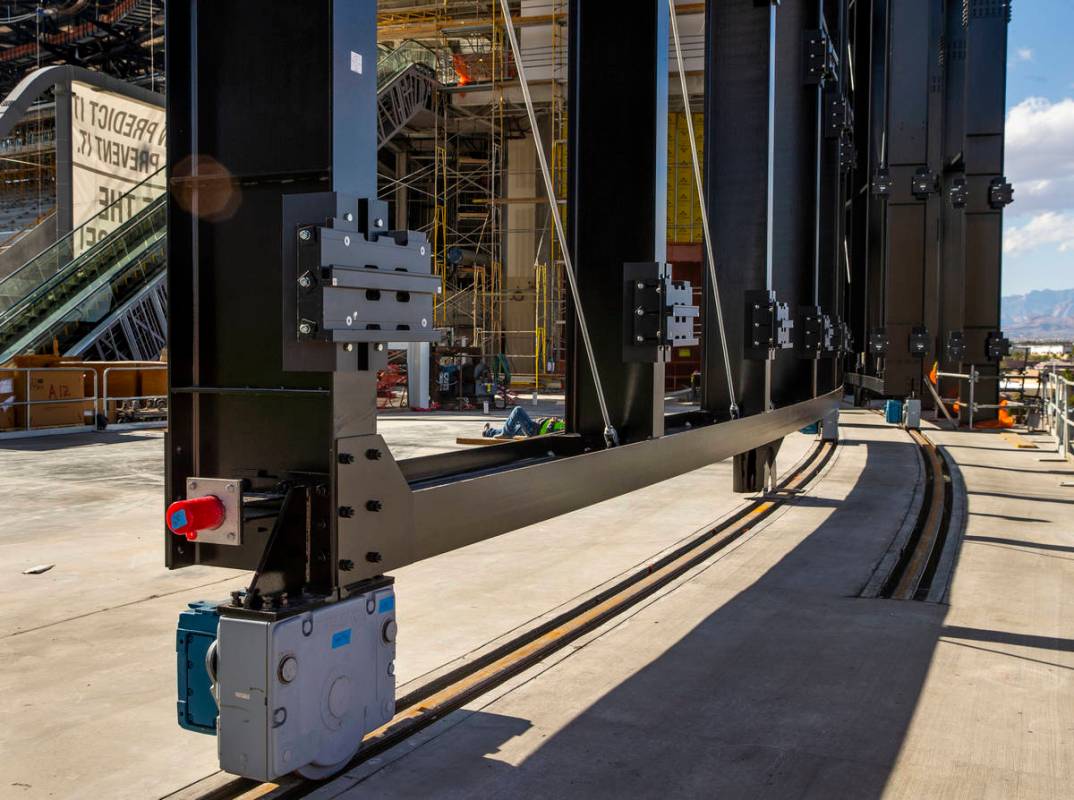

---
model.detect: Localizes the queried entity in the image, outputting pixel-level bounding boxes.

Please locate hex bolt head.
[339,559,354,571]
[298,275,311,288]
[344,211,354,222]
[298,229,312,241]
[365,448,382,460]
[338,452,355,464]
[338,505,355,518]
[343,343,354,352]
[366,551,383,563]
[635,306,645,316]
[299,322,313,335]
[374,217,385,228]
[366,499,383,513]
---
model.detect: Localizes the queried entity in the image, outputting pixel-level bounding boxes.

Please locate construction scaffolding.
[376,0,569,391]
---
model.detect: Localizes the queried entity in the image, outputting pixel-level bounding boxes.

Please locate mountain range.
[1002,288,1074,341]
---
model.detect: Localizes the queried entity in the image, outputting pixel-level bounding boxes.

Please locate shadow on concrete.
[0,429,162,451]
[968,489,1074,506]
[969,511,1051,524]
[962,463,1074,477]
[359,435,950,798]
[942,625,1074,653]
[964,534,1072,552]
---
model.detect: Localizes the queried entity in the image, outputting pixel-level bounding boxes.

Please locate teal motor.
[176,600,223,735]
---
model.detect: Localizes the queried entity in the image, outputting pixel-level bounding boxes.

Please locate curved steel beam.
[0,64,162,140]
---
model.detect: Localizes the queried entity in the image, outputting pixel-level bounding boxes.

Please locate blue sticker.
[331,628,352,649]
[171,508,188,529]
[378,595,395,613]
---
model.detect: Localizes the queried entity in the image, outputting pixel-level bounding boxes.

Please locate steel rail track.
[882,427,954,601]
[178,437,839,800]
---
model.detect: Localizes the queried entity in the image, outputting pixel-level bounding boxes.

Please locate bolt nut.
[365,448,382,460]
[366,499,383,513]
[344,211,354,222]
[339,559,354,571]
[374,217,385,228]
[338,505,355,518]
[298,275,311,288]
[366,551,383,564]
[299,322,313,335]
[635,306,645,316]
[338,452,355,464]
[298,228,312,241]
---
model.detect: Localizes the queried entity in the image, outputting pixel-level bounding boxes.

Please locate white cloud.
[1004,211,1074,255]
[1005,97,1074,214]
[1016,47,1034,62]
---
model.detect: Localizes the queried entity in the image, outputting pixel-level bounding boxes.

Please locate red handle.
[167,496,226,541]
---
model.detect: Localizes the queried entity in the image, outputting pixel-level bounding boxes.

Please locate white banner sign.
[70,81,166,253]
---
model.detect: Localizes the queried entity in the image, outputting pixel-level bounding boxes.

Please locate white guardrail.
[0,365,167,439]
[1041,368,1073,461]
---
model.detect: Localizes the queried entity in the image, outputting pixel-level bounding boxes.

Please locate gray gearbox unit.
[215,586,397,780]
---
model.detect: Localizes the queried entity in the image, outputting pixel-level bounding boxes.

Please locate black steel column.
[962,0,1011,419]
[566,0,668,445]
[769,0,816,408]
[939,0,968,406]
[702,0,777,420]
[166,0,379,571]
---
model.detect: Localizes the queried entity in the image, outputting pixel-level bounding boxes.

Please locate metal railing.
[0,364,167,438]
[1041,369,1073,461]
[0,165,165,316]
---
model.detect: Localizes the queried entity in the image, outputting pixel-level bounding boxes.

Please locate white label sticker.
[350,51,363,75]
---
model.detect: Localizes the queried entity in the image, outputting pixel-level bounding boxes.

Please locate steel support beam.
[702,0,776,422]
[566,0,668,445]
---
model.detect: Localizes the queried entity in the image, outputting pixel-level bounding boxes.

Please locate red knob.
[167,496,226,541]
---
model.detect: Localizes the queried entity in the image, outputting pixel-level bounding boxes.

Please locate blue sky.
[1003,0,1074,295]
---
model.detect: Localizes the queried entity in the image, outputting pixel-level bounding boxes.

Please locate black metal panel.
[166,0,379,571]
[566,0,668,445]
[769,0,816,407]
[702,0,777,418]
[961,0,1010,418]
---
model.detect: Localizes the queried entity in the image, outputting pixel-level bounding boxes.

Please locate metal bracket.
[945,330,965,362]
[186,477,243,546]
[869,327,889,356]
[871,168,892,196]
[988,177,1014,209]
[986,331,1011,361]
[911,168,938,200]
[908,325,931,358]
[949,177,968,209]
[803,28,836,85]
[623,262,699,363]
[293,194,440,352]
[745,290,793,361]
[824,91,852,138]
[839,134,857,174]
[796,305,831,359]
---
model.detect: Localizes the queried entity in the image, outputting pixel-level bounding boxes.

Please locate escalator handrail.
[0,165,166,315]
[0,192,166,331]
[0,216,166,362]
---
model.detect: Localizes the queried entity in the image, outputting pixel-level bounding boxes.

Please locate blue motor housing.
[176,600,222,735]
[885,399,904,425]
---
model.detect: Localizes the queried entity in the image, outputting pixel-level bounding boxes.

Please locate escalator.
[0,169,165,363]
[0,45,441,364]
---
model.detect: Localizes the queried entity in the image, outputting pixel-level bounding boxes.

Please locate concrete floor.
[2,408,1072,798]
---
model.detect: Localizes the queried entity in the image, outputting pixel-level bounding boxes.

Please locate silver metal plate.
[186,476,243,546]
